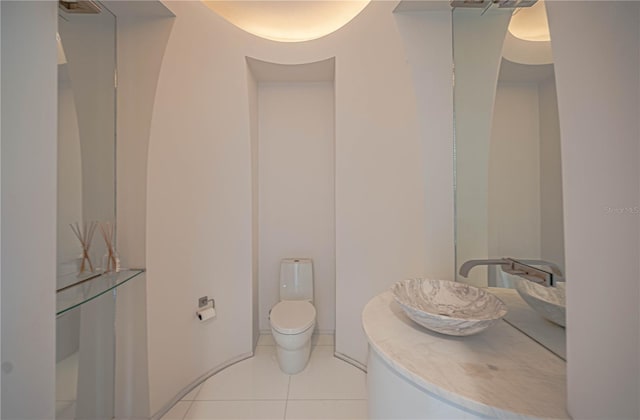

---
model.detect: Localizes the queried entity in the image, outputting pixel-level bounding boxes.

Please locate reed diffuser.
[100,221,120,273]
[70,221,98,275]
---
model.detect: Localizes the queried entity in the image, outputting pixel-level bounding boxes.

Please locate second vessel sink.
[392,278,508,336]
[515,279,566,327]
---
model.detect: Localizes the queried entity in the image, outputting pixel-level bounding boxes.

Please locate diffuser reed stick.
[70,221,98,274]
[100,221,119,273]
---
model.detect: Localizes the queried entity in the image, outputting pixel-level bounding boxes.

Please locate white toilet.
[269,258,317,374]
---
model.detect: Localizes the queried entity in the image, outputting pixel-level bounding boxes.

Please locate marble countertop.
[362,290,568,419]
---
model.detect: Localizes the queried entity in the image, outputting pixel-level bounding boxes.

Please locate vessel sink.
[392,278,508,336]
[515,279,566,327]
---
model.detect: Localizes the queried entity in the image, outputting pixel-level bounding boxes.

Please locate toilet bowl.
[269,258,316,374]
[270,299,316,374]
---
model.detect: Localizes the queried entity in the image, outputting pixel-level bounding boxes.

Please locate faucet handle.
[512,259,564,278]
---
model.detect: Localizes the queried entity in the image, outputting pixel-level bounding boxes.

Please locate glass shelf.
[56,269,144,316]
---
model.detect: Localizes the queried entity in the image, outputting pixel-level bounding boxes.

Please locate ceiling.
[201,1,371,43]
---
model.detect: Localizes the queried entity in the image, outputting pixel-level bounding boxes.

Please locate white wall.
[538,76,564,272]
[1,3,3,414]
[393,10,455,283]
[1,3,3,413]
[547,2,640,418]
[334,5,450,366]
[111,6,175,270]
[0,2,57,418]
[145,1,448,396]
[488,82,541,260]
[146,2,255,413]
[258,82,335,333]
[114,272,150,419]
[101,1,175,415]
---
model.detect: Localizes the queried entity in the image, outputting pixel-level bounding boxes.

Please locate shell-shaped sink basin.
[515,279,566,327]
[392,278,508,336]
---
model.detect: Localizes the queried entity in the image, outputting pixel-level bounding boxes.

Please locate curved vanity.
[363,290,568,419]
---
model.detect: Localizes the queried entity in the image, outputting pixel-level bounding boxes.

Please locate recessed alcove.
[246,57,336,343]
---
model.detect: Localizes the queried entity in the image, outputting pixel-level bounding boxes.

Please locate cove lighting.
[201,1,371,43]
[508,0,550,42]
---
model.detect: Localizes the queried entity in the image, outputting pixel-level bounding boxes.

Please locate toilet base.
[275,338,311,374]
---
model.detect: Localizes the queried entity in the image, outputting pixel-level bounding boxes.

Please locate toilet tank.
[280,258,314,302]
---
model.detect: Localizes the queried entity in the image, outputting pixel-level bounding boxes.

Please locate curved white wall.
[146,1,256,410]
[547,2,640,418]
[1,2,57,418]
[113,4,175,271]
[146,1,453,406]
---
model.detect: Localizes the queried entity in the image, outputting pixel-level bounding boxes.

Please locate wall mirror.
[56,4,116,417]
[453,1,566,359]
[57,2,116,290]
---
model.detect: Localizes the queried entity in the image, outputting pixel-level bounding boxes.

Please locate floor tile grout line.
[181,399,194,420]
[178,398,367,403]
[282,398,368,401]
[167,338,363,419]
[187,399,289,402]
[187,398,291,402]
[186,398,367,402]
[255,344,335,347]
[284,374,292,420]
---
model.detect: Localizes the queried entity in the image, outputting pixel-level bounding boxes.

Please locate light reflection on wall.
[201,1,370,42]
[508,0,550,42]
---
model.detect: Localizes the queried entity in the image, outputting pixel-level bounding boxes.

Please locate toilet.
[269,258,317,374]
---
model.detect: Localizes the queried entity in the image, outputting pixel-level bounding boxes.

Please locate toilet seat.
[270,300,316,335]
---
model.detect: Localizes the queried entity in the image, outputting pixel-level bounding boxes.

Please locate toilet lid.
[270,300,316,335]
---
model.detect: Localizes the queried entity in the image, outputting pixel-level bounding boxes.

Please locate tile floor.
[161,334,368,420]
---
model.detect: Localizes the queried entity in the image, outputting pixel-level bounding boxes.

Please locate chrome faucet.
[459,259,511,277]
[459,258,562,287]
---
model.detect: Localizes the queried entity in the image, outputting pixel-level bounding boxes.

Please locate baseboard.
[150,351,254,420]
[334,351,367,373]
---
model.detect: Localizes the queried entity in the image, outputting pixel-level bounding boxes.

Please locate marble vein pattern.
[362,291,569,419]
[515,279,566,327]
[392,278,508,336]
